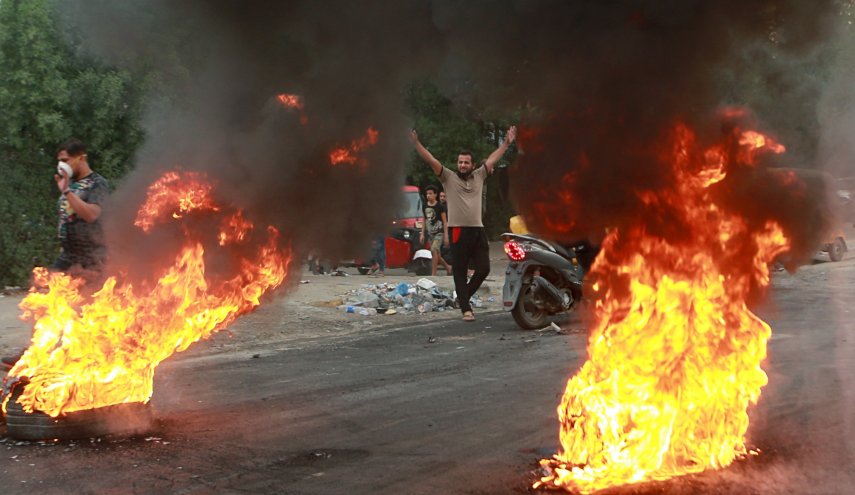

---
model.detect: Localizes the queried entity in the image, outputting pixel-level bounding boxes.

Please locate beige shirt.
[438,165,488,227]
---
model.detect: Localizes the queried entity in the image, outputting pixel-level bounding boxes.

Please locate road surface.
[1,256,854,494]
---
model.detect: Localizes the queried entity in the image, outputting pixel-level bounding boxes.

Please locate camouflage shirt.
[57,172,110,266]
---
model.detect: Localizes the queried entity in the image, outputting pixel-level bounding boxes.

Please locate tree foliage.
[0,0,146,285]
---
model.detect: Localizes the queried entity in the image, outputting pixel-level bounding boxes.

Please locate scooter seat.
[544,241,575,260]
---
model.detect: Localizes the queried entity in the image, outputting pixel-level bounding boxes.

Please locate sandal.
[462,311,475,322]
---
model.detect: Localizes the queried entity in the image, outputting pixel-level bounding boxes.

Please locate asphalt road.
[1,257,854,495]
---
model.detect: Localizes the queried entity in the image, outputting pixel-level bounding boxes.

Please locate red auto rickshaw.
[350,185,433,275]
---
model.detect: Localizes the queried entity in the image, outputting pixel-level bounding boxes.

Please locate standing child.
[419,185,452,276]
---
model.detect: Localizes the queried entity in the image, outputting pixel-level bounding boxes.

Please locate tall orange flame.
[134,171,220,232]
[329,127,379,166]
[3,171,291,417]
[536,124,790,493]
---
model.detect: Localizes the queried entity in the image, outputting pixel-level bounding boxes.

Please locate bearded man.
[409,126,516,321]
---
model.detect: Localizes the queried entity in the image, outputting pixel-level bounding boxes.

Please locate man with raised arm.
[409,126,517,321]
[2,138,110,370]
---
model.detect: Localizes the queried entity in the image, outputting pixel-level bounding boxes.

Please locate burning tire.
[4,387,154,441]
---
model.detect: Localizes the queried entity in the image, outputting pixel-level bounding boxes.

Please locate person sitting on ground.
[420,185,452,276]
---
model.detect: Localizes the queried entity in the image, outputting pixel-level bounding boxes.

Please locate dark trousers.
[371,236,386,271]
[450,227,490,313]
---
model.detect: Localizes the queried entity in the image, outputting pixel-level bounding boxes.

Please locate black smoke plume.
[60,0,845,280]
[62,0,445,280]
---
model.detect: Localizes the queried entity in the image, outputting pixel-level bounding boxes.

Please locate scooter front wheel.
[511,283,550,330]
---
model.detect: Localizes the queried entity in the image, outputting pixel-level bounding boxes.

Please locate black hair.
[58,138,87,157]
[424,185,439,195]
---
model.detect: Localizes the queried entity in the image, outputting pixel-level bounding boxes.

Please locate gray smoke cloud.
[62,0,446,279]
[58,0,850,279]
[818,6,855,182]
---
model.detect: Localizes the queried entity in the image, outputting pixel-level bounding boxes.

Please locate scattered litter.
[335,281,484,315]
[252,354,260,359]
[350,291,379,308]
[427,336,437,344]
[537,322,562,333]
[300,280,311,284]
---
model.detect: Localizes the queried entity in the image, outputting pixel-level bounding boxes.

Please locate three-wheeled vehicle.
[343,185,433,275]
[771,168,848,262]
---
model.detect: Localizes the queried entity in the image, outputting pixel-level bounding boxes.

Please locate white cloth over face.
[57,161,73,178]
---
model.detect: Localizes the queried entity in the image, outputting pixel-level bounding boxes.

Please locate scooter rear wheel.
[512,284,550,330]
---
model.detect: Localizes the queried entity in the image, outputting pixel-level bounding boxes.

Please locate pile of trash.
[337,278,487,315]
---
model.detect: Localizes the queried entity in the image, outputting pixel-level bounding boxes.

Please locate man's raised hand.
[506,125,517,144]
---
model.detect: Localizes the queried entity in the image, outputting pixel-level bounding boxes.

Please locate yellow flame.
[4,171,291,417]
[537,123,790,493]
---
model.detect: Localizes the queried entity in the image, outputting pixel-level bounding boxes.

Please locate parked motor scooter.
[502,233,595,330]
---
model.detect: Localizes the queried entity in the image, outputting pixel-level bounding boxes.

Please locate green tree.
[0,0,146,286]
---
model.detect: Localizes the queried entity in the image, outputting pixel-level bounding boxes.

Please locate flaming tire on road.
[536,123,790,493]
[2,170,292,419]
